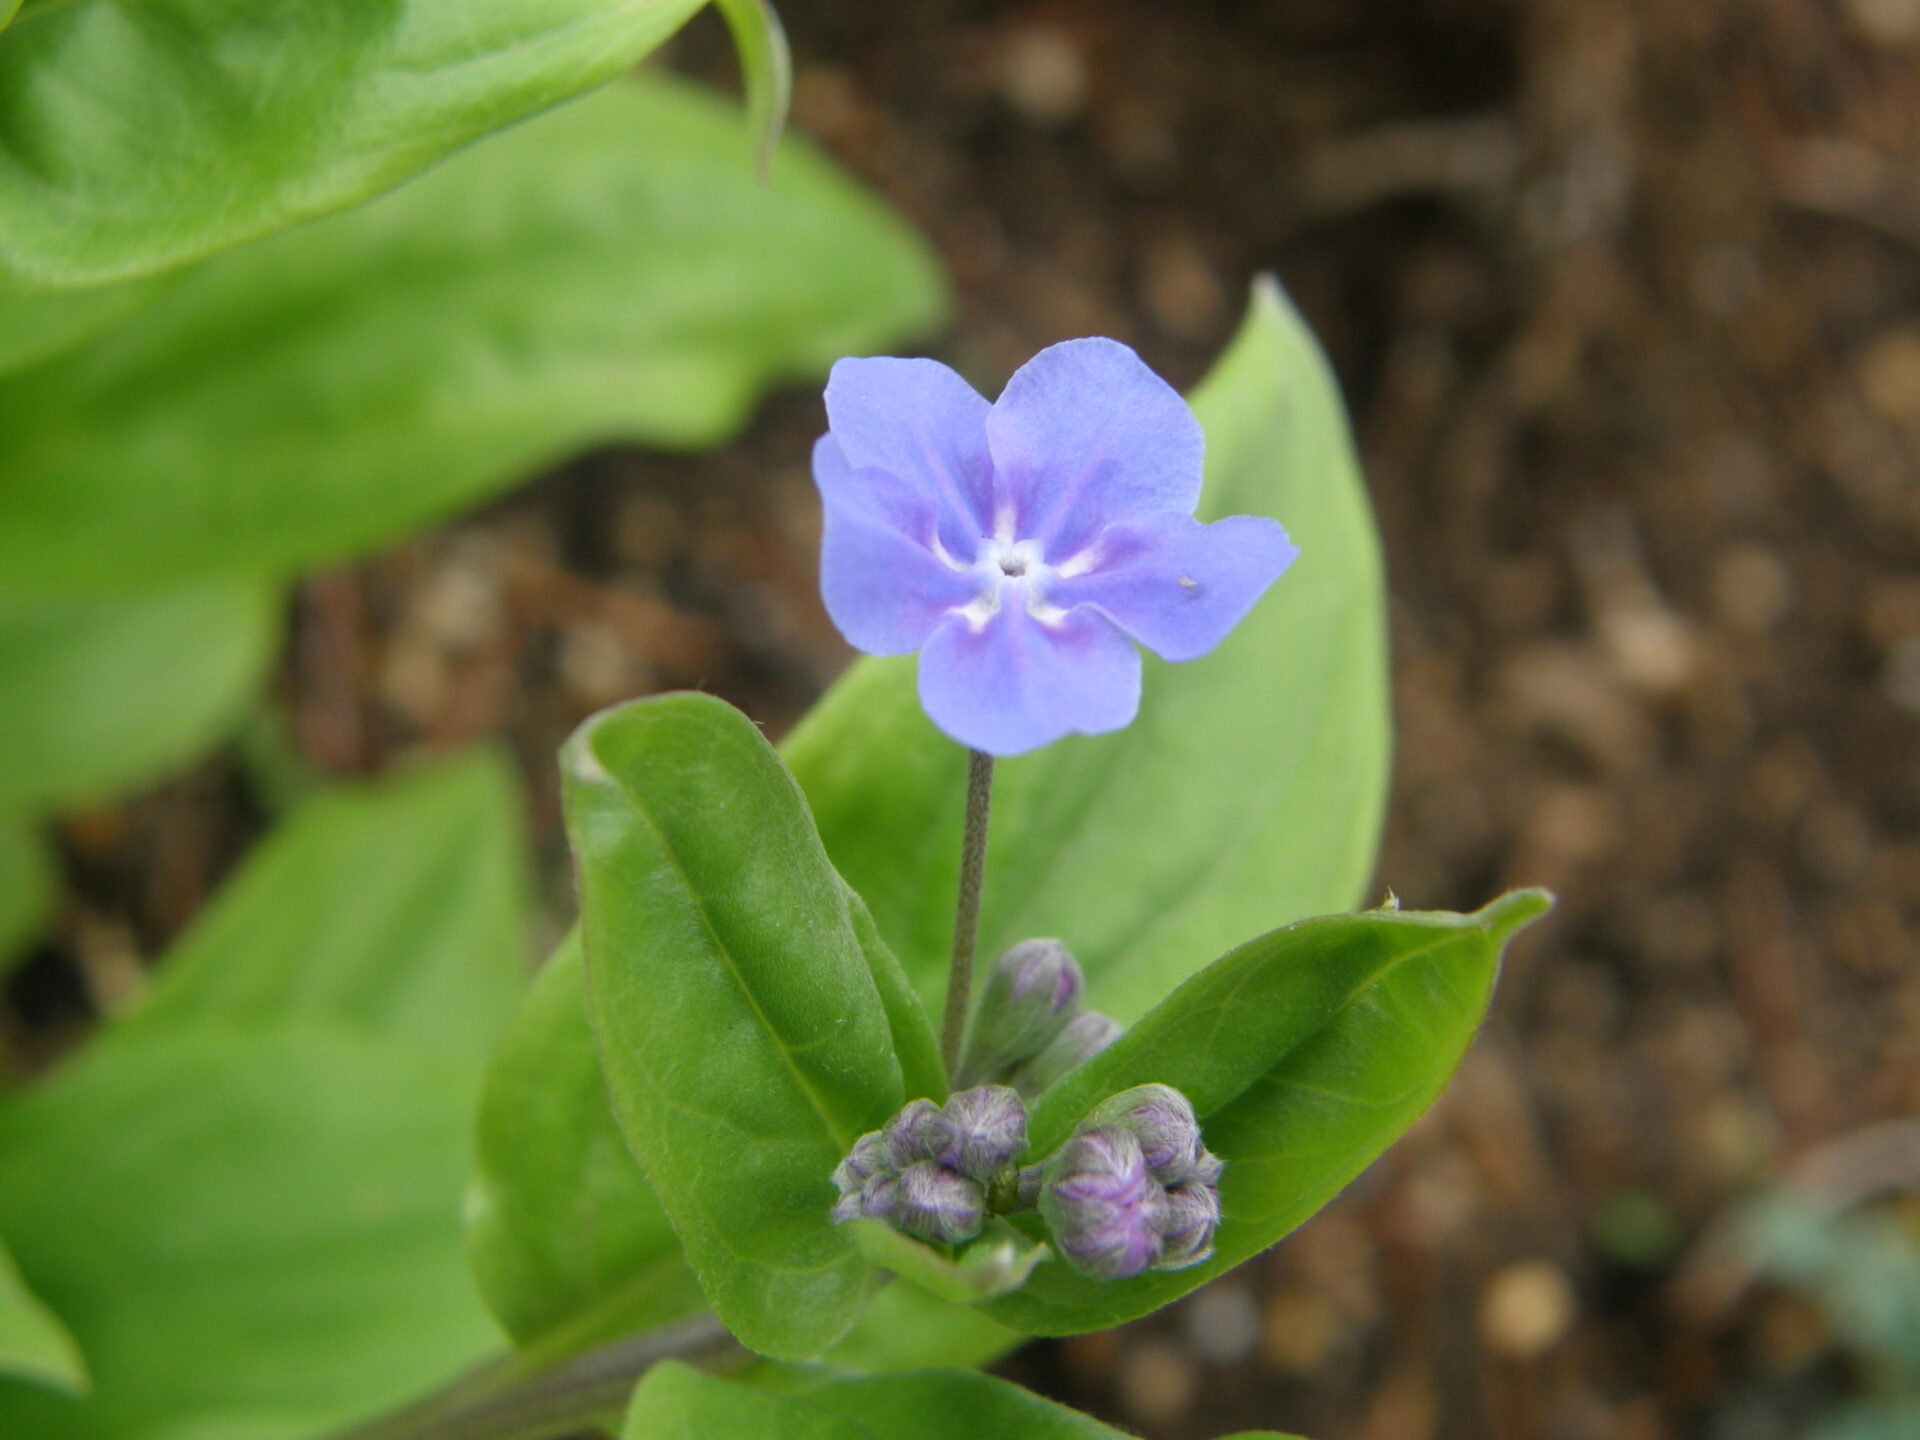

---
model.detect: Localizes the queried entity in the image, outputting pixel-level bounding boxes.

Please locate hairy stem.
[940,748,996,1076]
[320,1315,741,1440]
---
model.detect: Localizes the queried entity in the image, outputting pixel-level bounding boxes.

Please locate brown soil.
[12,3,1920,1438]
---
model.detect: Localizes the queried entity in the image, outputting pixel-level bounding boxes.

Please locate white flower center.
[957,538,1068,631]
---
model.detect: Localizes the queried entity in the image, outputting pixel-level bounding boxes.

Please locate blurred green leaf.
[0,1234,83,1393]
[0,75,947,597]
[117,751,530,1067]
[982,893,1550,1336]
[0,0,720,288]
[785,277,1389,1027]
[465,936,702,1361]
[564,693,905,1359]
[0,581,278,810]
[0,816,53,977]
[0,1026,500,1440]
[1744,1193,1920,1378]
[0,279,163,378]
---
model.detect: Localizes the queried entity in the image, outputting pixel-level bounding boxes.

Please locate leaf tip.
[1474,888,1555,946]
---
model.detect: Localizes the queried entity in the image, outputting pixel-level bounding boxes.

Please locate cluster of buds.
[960,939,1122,1094]
[1037,1084,1223,1280]
[830,1086,1027,1246]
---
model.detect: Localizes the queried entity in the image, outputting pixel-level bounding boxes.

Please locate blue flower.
[812,338,1300,756]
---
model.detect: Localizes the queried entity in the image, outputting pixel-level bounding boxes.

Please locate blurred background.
[7,2,1920,1437]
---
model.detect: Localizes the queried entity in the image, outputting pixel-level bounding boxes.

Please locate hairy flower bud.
[960,939,1085,1084]
[937,1085,1029,1183]
[1154,1179,1221,1269]
[1008,1010,1123,1096]
[881,1098,949,1170]
[832,1088,1031,1244]
[1039,1125,1166,1280]
[1090,1084,1211,1185]
[895,1161,986,1246]
[832,1131,890,1195]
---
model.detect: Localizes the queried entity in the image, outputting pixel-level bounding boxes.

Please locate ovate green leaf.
[0,581,278,810]
[0,1026,499,1440]
[785,278,1389,1026]
[626,1362,874,1440]
[0,76,947,597]
[117,751,530,1067]
[985,892,1551,1335]
[782,1367,1305,1440]
[0,0,715,288]
[466,937,702,1360]
[565,693,905,1359]
[845,885,946,1106]
[807,1283,1020,1375]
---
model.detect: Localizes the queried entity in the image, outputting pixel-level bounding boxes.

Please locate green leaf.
[626,1362,875,1440]
[714,0,793,180]
[0,75,947,597]
[466,905,939,1361]
[0,1026,500,1440]
[116,751,530,1067]
[845,885,946,1106]
[0,0,720,289]
[783,1367,1301,1440]
[983,892,1552,1336]
[466,935,703,1361]
[807,1283,1020,1375]
[0,581,278,810]
[784,277,1389,1026]
[565,692,907,1360]
[0,1234,84,1393]
[0,816,54,977]
[847,1221,1048,1306]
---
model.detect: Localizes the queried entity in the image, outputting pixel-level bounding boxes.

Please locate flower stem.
[319,1316,740,1440]
[940,748,996,1077]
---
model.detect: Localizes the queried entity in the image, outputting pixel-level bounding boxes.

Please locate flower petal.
[918,599,1141,756]
[1054,511,1298,662]
[814,435,979,656]
[985,338,1204,555]
[825,356,994,557]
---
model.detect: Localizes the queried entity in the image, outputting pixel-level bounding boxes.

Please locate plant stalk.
[320,1315,741,1440]
[940,748,996,1077]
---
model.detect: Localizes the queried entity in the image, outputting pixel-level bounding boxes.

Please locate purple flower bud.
[894,1160,986,1246]
[832,1131,892,1196]
[937,1085,1029,1183]
[960,939,1085,1084]
[839,1172,902,1226]
[1009,1010,1123,1096]
[1091,1084,1211,1185]
[881,1098,948,1169]
[1154,1179,1221,1270]
[1039,1125,1166,1280]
